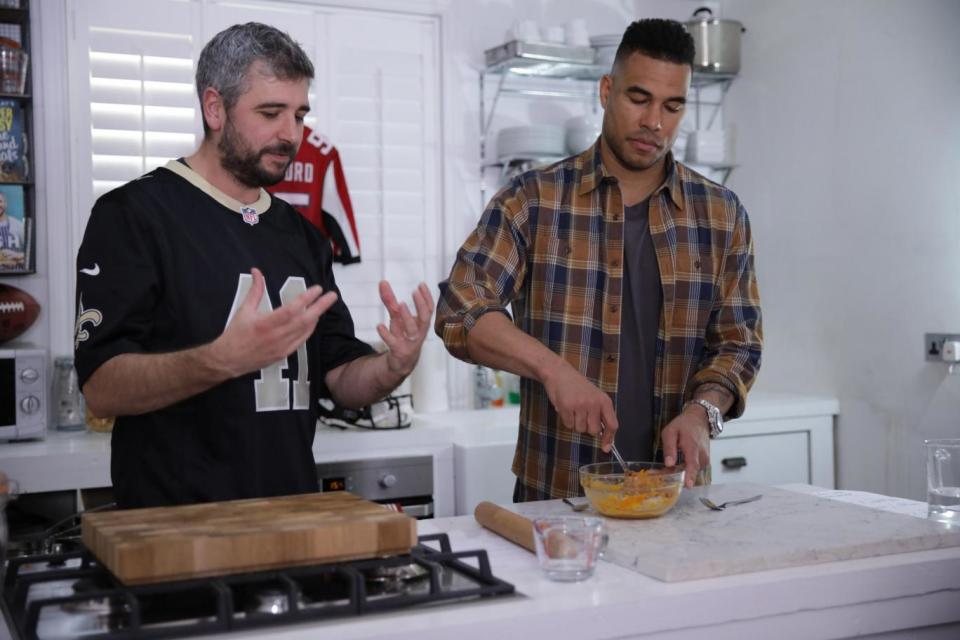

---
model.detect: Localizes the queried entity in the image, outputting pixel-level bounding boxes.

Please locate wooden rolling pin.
[474,501,536,553]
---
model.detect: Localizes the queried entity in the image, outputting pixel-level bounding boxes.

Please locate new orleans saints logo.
[74,296,103,350]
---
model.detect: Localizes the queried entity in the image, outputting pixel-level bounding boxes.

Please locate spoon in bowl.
[609,442,629,473]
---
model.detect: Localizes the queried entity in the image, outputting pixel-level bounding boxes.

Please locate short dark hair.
[196,22,314,134]
[613,18,695,69]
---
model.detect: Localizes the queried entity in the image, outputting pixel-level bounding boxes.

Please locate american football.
[0,284,40,344]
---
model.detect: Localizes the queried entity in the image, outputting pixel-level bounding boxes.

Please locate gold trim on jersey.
[164,160,272,216]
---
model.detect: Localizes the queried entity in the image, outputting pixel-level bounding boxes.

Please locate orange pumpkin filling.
[583,469,681,518]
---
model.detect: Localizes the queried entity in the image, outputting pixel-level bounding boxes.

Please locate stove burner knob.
[379,473,397,489]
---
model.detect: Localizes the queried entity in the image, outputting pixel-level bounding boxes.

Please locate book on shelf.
[0,97,27,182]
[0,182,26,272]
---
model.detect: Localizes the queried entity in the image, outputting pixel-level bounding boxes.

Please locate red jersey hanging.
[269,127,362,264]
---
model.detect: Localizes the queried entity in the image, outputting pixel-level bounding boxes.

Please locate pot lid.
[686,7,745,28]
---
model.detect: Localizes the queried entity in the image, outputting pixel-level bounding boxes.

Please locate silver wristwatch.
[685,398,724,439]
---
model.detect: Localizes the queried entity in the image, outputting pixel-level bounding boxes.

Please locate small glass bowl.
[579,461,685,519]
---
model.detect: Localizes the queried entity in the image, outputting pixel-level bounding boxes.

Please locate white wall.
[722,0,960,500]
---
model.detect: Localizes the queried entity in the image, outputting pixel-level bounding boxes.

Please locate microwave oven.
[0,347,47,440]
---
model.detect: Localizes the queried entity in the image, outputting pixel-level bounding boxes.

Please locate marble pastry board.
[514,482,960,582]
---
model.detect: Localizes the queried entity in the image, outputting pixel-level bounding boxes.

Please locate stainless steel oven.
[315,455,434,518]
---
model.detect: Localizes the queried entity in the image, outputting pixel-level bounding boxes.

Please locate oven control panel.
[316,455,433,502]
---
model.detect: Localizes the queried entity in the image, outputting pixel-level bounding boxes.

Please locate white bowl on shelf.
[684,128,735,167]
[591,34,620,70]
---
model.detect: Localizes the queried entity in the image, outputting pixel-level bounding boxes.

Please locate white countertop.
[2,485,956,640]
[146,485,957,640]
[0,392,838,495]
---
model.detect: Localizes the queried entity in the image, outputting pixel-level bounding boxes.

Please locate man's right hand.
[542,362,618,451]
[210,267,339,377]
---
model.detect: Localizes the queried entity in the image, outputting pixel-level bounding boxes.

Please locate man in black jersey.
[73,23,434,509]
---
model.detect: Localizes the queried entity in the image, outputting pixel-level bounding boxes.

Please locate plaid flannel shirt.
[435,143,762,498]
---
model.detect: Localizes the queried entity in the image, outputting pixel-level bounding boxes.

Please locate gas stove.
[2,534,515,639]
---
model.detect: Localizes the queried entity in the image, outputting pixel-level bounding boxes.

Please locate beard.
[218,119,296,188]
[601,128,666,172]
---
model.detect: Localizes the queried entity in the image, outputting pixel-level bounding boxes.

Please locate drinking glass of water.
[925,439,960,526]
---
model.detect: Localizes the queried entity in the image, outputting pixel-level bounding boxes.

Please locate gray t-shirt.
[615,197,662,461]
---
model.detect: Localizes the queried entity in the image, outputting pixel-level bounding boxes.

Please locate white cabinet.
[418,407,520,516]
[454,440,517,514]
[710,432,808,485]
[710,395,837,488]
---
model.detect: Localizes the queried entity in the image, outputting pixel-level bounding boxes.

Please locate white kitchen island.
[189,485,959,640]
[1,482,957,639]
[13,394,955,639]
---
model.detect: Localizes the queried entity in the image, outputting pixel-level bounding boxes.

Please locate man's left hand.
[660,405,711,489]
[377,281,435,376]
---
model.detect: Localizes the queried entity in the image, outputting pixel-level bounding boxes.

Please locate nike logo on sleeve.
[80,264,101,276]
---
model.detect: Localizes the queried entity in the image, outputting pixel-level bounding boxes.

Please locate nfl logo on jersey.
[241,207,260,226]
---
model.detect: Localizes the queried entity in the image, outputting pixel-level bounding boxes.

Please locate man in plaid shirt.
[435,19,762,500]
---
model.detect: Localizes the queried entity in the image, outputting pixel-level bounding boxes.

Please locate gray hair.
[196,22,314,134]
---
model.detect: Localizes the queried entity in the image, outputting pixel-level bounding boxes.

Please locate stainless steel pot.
[684,7,745,75]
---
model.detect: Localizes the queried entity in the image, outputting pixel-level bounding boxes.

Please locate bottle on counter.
[53,357,85,432]
[503,372,521,405]
[475,366,508,409]
[474,365,492,408]
[490,370,505,408]
[472,366,494,408]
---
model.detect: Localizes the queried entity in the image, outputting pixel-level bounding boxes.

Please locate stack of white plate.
[591,34,620,69]
[496,125,566,162]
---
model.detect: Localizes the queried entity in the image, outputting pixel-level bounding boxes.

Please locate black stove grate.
[2,533,515,640]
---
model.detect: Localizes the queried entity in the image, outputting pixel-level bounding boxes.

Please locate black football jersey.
[74,160,374,508]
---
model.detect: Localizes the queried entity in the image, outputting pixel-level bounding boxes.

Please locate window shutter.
[68,0,202,249]
[324,13,441,343]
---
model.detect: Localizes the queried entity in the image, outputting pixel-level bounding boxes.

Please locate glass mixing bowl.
[579,462,685,519]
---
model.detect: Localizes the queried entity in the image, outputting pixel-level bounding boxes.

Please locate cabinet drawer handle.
[721,457,747,470]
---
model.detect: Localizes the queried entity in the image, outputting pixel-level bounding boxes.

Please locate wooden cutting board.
[82,491,417,585]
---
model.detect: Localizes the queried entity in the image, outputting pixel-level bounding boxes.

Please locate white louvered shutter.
[325,12,441,343]
[68,0,203,253]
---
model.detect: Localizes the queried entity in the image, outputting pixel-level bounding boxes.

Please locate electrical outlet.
[924,333,960,361]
